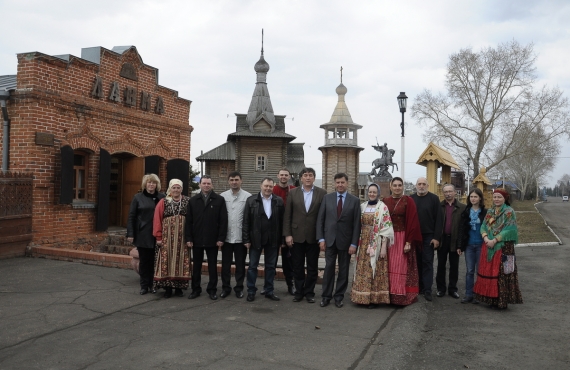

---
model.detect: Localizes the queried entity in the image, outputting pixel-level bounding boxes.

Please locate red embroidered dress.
[383,195,422,306]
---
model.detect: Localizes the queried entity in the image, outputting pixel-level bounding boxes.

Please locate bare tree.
[500,127,559,199]
[412,40,570,177]
[557,174,570,196]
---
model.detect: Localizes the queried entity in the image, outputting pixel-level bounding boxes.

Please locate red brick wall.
[0,47,192,249]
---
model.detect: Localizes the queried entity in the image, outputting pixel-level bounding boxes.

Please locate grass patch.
[511,200,539,212]
[507,200,558,243]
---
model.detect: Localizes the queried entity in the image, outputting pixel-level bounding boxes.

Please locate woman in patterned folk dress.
[153,179,191,298]
[382,177,423,306]
[351,184,394,308]
[473,189,523,309]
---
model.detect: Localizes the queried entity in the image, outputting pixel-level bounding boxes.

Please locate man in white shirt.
[220,172,251,298]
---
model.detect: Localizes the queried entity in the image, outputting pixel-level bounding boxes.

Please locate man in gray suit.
[316,173,361,308]
[283,167,327,303]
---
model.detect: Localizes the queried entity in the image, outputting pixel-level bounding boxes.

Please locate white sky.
[2,0,569,187]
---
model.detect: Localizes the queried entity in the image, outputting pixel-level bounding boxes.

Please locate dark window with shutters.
[60,146,74,204]
[145,155,160,175]
[167,158,189,196]
[96,148,111,231]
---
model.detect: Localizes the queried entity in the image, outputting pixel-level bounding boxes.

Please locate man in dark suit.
[186,175,228,300]
[316,173,361,308]
[283,167,327,303]
[242,177,285,302]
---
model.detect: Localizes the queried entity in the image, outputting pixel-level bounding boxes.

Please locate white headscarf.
[166,179,183,200]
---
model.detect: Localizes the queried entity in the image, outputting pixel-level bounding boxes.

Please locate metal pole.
[467,164,470,196]
[401,111,405,183]
[1,96,10,172]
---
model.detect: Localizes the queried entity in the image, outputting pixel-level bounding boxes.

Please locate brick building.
[319,76,363,194]
[0,45,192,251]
[196,42,305,193]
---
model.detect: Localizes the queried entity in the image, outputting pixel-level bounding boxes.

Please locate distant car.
[563,196,569,202]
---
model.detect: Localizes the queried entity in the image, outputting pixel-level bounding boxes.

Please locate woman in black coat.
[458,188,486,304]
[127,174,165,295]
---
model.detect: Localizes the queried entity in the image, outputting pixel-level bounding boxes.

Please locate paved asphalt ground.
[0,198,568,369]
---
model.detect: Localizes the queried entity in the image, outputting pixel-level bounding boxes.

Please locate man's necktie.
[337,194,343,218]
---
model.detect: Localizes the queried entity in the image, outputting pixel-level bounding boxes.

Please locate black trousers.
[436,234,459,294]
[321,242,350,301]
[291,242,320,299]
[191,246,219,295]
[221,242,247,293]
[280,246,294,286]
[138,247,155,289]
[421,234,435,294]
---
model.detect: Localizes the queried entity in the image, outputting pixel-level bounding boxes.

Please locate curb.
[516,242,561,248]
[533,202,563,245]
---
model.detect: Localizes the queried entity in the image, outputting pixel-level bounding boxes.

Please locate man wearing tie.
[283,167,327,303]
[316,173,361,308]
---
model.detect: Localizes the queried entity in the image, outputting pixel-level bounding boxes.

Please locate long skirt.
[350,214,390,305]
[388,231,419,306]
[153,215,191,290]
[474,241,522,308]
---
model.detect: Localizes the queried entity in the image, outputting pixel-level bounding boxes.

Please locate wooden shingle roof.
[416,142,460,169]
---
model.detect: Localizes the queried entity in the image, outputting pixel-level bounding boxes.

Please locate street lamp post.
[397,92,408,183]
[466,157,471,196]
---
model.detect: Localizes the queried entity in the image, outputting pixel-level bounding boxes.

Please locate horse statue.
[369,143,398,177]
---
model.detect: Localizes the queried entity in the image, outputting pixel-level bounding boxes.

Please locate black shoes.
[292,296,303,302]
[320,298,331,307]
[188,291,200,299]
[450,292,460,299]
[368,304,378,309]
[424,292,433,301]
[306,297,315,304]
[140,287,148,295]
[247,293,255,302]
[265,293,280,301]
[461,296,473,304]
[220,291,230,298]
[260,289,266,295]
[436,291,445,297]
[209,293,218,300]
[235,291,244,298]
[335,300,344,308]
[174,288,184,297]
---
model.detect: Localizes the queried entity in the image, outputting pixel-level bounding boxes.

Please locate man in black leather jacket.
[242,177,285,302]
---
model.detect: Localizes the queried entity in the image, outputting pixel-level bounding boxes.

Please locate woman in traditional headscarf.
[350,184,394,308]
[152,179,191,298]
[473,189,523,309]
[127,174,165,295]
[382,177,423,305]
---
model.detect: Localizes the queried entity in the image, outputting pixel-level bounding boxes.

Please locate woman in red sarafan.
[382,177,423,306]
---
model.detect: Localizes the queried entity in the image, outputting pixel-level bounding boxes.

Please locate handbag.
[502,254,516,275]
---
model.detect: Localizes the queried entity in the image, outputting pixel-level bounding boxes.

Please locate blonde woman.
[127,174,164,295]
[152,179,191,298]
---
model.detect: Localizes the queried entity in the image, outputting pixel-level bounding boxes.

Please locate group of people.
[126,170,523,310]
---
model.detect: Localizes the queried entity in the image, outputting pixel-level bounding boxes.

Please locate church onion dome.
[336,83,347,96]
[254,55,270,73]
